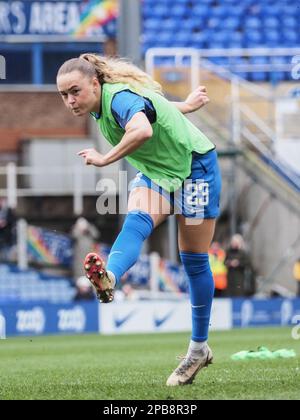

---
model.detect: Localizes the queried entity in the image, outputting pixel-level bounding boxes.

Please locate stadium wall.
[1,298,300,338]
[0,92,88,154]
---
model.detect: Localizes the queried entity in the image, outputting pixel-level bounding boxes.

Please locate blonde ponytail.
[57,53,163,95]
[80,53,163,94]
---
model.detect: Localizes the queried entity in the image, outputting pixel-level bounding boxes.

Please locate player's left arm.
[77,112,152,167]
[172,86,210,114]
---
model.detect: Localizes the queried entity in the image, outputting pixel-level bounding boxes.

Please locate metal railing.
[146,47,300,78]
[199,56,300,198]
[0,163,103,215]
[145,48,201,91]
[146,47,300,146]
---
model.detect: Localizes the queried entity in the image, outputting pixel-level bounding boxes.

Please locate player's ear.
[92,76,100,91]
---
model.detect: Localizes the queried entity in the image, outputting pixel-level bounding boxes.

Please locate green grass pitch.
[0,327,299,400]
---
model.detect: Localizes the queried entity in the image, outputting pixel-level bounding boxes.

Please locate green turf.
[0,327,299,400]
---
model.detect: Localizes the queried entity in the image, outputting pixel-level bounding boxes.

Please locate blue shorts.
[129,149,222,219]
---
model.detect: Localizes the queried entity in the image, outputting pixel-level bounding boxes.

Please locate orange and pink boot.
[83,252,115,303]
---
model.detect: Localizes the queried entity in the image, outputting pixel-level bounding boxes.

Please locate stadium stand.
[142,0,300,80]
[0,264,75,303]
[1,0,299,297]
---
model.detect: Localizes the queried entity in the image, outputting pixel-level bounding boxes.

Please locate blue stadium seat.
[265,30,281,47]
[261,4,281,17]
[211,5,230,18]
[246,30,263,44]
[227,41,244,49]
[245,40,263,48]
[282,17,297,28]
[170,5,186,18]
[230,31,244,43]
[181,19,199,31]
[228,57,249,79]
[263,17,280,29]
[249,56,268,82]
[151,5,169,18]
[210,57,229,66]
[143,31,157,44]
[142,0,300,82]
[161,19,178,31]
[222,17,240,31]
[283,5,300,15]
[211,31,230,44]
[191,32,208,49]
[157,32,173,47]
[143,18,161,31]
[174,32,192,46]
[282,30,298,47]
[230,5,246,17]
[244,17,261,29]
[192,5,209,18]
[270,56,289,81]
[207,17,222,30]
[222,0,238,4]
[143,5,154,19]
[207,42,227,50]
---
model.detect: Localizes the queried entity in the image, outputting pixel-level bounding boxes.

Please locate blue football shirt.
[111,90,156,129]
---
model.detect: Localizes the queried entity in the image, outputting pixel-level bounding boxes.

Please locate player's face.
[57,70,101,116]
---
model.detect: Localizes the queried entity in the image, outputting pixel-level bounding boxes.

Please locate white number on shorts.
[186,182,209,207]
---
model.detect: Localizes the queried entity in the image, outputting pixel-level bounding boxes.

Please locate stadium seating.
[0,264,75,303]
[142,0,300,81]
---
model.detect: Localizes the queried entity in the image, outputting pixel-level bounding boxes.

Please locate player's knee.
[180,252,210,276]
[122,211,154,240]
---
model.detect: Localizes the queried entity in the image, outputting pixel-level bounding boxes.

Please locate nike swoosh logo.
[109,251,123,259]
[114,310,135,329]
[154,310,174,328]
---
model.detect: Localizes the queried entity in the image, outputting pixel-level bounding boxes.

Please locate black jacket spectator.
[0,198,16,250]
[225,234,255,297]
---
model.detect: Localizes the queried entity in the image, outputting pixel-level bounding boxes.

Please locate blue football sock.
[106,211,154,285]
[180,252,215,342]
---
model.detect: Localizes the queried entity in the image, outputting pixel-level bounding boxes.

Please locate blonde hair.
[57,53,163,95]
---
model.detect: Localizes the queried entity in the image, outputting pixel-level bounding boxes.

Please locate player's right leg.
[84,177,171,303]
[167,150,221,385]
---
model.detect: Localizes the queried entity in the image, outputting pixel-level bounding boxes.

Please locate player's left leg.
[166,217,215,386]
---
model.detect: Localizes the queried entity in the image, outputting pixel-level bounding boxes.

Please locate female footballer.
[57,54,221,386]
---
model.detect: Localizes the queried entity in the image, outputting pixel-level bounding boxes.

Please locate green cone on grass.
[231,346,296,361]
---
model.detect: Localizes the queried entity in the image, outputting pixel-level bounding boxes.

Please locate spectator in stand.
[0,198,16,259]
[114,284,138,302]
[293,258,300,297]
[74,276,95,301]
[209,241,228,297]
[225,234,254,297]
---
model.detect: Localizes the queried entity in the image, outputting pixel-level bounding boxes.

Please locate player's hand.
[77,148,107,167]
[184,86,210,112]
